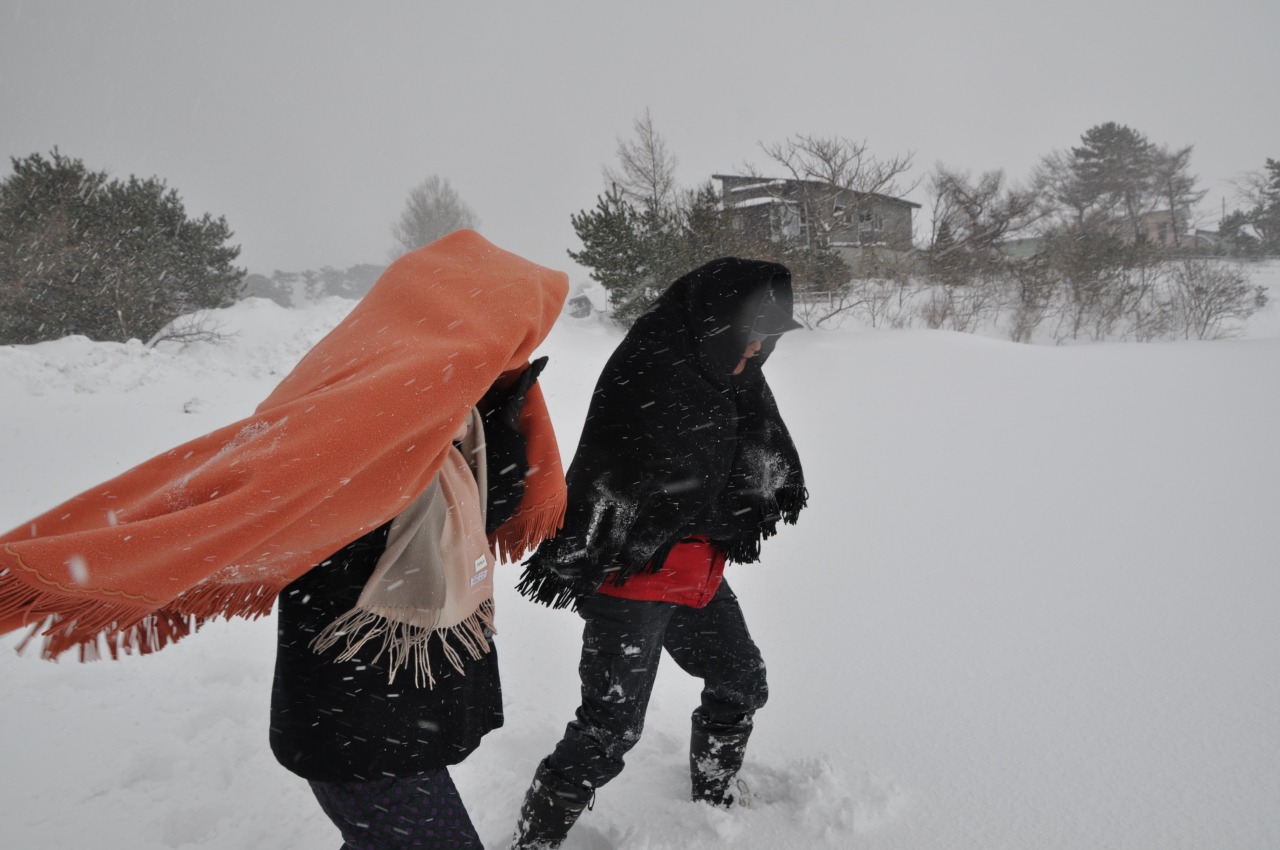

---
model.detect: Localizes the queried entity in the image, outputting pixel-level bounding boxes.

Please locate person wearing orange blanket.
[0,230,569,849]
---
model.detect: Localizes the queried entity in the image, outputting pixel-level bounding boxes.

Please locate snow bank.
[2,290,1278,849]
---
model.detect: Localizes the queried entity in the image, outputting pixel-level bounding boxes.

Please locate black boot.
[511,760,592,849]
[690,711,753,807]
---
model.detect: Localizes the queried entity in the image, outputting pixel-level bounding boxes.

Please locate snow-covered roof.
[728,195,784,209]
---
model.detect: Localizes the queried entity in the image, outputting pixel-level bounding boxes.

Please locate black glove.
[481,356,547,432]
[479,356,548,534]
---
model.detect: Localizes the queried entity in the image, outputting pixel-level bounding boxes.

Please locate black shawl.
[517,257,807,608]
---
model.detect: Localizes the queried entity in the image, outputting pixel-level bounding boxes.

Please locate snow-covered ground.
[2,262,1278,849]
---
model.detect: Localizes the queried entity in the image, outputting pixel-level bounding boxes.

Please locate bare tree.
[918,166,1042,335]
[604,108,679,212]
[927,166,1039,279]
[1035,148,1096,229]
[929,167,1038,246]
[146,311,232,348]
[1165,258,1267,340]
[752,134,916,246]
[390,175,479,257]
[758,134,914,197]
[1006,261,1058,343]
[732,135,916,327]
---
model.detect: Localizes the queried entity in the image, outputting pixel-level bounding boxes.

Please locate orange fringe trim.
[0,492,562,662]
[490,498,565,564]
[1,569,282,661]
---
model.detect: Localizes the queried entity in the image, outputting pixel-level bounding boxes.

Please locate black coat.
[270,523,503,782]
[518,257,807,608]
[269,369,543,782]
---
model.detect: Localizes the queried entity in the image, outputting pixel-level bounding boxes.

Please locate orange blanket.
[0,230,568,659]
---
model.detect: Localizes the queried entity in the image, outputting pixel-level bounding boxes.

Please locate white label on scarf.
[471,570,488,587]
[475,555,487,573]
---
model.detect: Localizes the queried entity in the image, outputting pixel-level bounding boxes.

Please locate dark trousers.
[308,770,481,849]
[543,580,768,790]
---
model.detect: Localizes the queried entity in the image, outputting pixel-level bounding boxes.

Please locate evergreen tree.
[0,150,243,345]
[572,114,728,326]
[1151,144,1206,248]
[1238,158,1280,255]
[1218,210,1260,256]
[568,186,651,323]
[1258,158,1280,254]
[570,181,796,326]
[1069,122,1158,240]
[1041,123,1203,248]
[682,181,752,269]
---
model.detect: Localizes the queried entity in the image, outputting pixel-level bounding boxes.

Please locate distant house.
[1188,229,1222,253]
[712,174,919,253]
[563,279,608,319]
[1138,208,1192,249]
[999,236,1047,260]
[999,210,1218,259]
[1122,208,1228,253]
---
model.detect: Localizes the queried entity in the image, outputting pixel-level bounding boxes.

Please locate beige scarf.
[311,408,496,687]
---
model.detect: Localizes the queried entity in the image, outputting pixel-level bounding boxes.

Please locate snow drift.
[2,264,1278,849]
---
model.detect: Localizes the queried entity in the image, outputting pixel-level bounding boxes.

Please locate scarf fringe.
[491,499,566,564]
[0,570,281,661]
[309,598,497,689]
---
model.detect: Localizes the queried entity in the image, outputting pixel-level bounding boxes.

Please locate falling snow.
[2,274,1280,848]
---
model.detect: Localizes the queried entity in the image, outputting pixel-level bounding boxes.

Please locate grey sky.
[2,0,1275,278]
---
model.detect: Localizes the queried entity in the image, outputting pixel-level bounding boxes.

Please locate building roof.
[711,174,921,209]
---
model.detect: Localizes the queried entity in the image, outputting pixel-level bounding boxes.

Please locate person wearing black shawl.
[511,258,807,848]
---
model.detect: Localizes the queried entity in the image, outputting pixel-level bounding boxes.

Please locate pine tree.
[682,182,749,270]
[1252,158,1280,254]
[570,182,781,326]
[1223,158,1280,257]
[1069,122,1158,241]
[568,186,649,322]
[0,150,244,344]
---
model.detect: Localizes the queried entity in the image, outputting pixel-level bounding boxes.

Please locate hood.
[648,257,800,385]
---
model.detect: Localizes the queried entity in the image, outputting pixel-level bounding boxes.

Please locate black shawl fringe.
[514,565,581,610]
[778,485,809,525]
